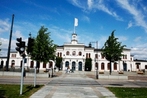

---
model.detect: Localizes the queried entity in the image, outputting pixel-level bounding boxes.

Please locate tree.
[102,30,126,75]
[85,58,92,71]
[55,57,62,70]
[30,26,56,72]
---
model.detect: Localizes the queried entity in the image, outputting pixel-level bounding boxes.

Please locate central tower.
[71,33,78,44]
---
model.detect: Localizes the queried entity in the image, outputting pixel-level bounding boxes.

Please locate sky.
[0,0,147,60]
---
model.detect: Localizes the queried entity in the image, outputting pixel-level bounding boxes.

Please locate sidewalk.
[30,71,116,98]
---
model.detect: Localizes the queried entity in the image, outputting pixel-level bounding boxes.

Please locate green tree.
[85,58,92,71]
[30,26,56,72]
[102,30,126,75]
[55,57,62,70]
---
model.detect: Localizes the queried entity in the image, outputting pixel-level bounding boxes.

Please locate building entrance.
[78,62,82,71]
[72,61,76,71]
[123,62,127,71]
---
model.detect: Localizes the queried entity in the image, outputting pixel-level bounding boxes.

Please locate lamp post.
[90,41,99,79]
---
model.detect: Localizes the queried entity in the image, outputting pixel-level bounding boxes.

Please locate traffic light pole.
[20,57,25,95]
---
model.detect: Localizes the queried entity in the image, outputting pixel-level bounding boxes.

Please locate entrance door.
[123,63,127,71]
[78,62,82,71]
[72,61,76,71]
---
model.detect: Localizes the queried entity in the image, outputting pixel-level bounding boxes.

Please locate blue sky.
[0,0,147,60]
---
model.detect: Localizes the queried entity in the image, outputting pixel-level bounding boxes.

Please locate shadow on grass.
[0,90,6,98]
[22,85,41,95]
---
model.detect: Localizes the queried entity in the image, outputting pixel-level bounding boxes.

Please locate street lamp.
[90,41,99,79]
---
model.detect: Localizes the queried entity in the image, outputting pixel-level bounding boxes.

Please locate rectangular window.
[11,54,16,58]
[95,54,98,59]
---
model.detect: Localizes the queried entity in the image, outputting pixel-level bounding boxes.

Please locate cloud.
[117,36,128,42]
[116,0,147,32]
[127,21,133,29]
[131,46,147,60]
[87,0,93,9]
[134,36,142,42]
[69,0,123,21]
[0,19,10,34]
[82,15,90,22]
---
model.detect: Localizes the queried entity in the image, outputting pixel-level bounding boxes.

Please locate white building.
[0,32,147,72]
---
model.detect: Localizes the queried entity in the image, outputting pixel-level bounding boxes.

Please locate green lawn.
[107,87,147,98]
[0,84,43,98]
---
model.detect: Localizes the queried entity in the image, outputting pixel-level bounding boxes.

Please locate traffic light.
[27,37,34,54]
[16,37,26,58]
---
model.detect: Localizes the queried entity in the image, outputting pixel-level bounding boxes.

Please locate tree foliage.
[85,58,92,71]
[30,26,56,63]
[102,30,126,74]
[55,57,62,70]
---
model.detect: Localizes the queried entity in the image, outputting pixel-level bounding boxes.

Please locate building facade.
[0,33,147,72]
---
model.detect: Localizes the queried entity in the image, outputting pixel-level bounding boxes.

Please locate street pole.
[96,41,99,79]
[20,57,25,95]
[6,14,14,71]
[34,66,37,87]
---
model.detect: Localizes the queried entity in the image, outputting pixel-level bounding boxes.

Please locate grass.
[107,87,147,98]
[0,84,43,98]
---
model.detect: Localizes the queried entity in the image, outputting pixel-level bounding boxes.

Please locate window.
[66,51,70,55]
[89,53,91,58]
[43,62,46,68]
[101,63,104,70]
[136,64,139,69]
[79,51,82,56]
[145,65,147,69]
[30,61,34,68]
[101,54,105,59]
[123,55,127,59]
[86,53,88,58]
[114,63,117,70]
[107,63,110,70]
[95,54,98,59]
[57,52,59,57]
[11,54,16,58]
[60,52,62,57]
[72,51,76,56]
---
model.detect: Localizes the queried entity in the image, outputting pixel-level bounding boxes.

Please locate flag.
[74,18,78,26]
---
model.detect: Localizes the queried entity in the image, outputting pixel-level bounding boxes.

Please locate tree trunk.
[110,60,112,75]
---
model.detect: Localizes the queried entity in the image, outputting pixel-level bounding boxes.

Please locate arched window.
[43,62,46,68]
[101,63,104,70]
[114,62,117,70]
[89,53,91,58]
[95,63,98,69]
[86,53,88,58]
[66,51,70,55]
[30,61,34,68]
[57,52,59,57]
[65,61,69,67]
[60,52,62,57]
